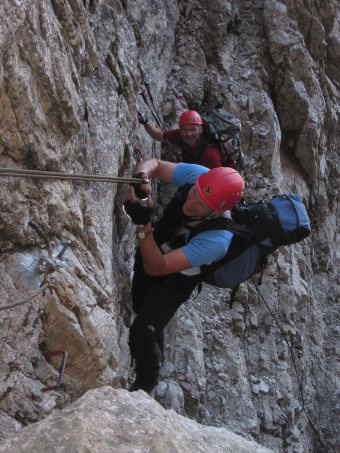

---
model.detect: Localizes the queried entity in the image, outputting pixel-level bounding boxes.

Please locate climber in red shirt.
[137,109,222,169]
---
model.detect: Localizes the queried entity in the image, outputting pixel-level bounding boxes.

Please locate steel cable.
[0,287,46,311]
[0,167,143,184]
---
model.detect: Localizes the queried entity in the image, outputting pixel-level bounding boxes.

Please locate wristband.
[137,230,152,239]
[137,223,152,239]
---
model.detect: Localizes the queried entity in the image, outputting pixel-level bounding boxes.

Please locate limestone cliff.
[0,1,339,452]
[0,386,274,453]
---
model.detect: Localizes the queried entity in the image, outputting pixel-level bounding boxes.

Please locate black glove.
[137,110,148,125]
[130,171,148,199]
[124,200,153,226]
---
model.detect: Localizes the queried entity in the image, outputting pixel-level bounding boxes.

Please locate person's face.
[180,124,202,147]
[182,185,215,217]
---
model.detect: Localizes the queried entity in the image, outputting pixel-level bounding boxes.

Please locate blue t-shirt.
[171,163,233,267]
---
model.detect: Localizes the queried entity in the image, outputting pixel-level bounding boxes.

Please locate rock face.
[0,1,339,453]
[0,386,274,453]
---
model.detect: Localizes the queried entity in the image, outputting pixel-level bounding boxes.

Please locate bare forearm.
[135,159,159,178]
[135,158,177,183]
[137,224,192,276]
[144,122,164,141]
[137,224,167,275]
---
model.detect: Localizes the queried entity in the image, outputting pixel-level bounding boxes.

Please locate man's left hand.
[124,187,154,226]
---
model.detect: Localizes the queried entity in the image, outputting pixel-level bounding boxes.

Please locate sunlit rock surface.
[0,1,339,452]
[0,386,274,453]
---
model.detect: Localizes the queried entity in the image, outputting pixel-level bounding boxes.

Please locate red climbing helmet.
[196,167,245,212]
[179,110,203,127]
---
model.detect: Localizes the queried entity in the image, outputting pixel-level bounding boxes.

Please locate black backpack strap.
[229,285,240,308]
[186,217,253,241]
[257,250,269,285]
[152,183,193,246]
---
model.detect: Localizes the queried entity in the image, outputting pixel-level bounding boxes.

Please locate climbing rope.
[254,282,332,453]
[139,79,166,130]
[0,167,143,184]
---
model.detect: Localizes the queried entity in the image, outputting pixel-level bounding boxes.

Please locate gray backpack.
[200,108,244,171]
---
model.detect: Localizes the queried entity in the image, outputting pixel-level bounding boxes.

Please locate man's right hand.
[137,109,148,125]
[124,187,154,226]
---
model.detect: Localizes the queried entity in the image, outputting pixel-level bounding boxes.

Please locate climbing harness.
[0,167,143,184]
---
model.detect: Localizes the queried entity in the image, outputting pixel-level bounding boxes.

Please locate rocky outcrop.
[0,1,339,452]
[0,386,274,453]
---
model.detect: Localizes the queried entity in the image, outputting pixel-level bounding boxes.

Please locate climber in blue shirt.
[124,158,244,393]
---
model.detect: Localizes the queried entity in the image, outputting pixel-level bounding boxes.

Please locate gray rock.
[0,387,274,453]
[0,0,339,452]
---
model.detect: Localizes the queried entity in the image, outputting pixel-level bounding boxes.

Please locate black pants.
[129,251,200,392]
